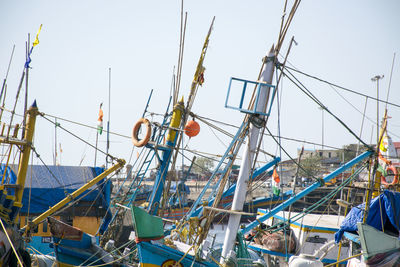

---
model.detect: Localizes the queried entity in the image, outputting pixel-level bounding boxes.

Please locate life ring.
[161,259,183,267]
[132,118,151,147]
[381,165,399,186]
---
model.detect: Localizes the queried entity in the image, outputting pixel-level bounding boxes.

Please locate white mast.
[220,46,276,262]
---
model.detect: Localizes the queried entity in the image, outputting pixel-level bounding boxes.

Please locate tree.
[341,144,368,163]
[192,157,215,174]
[298,156,322,179]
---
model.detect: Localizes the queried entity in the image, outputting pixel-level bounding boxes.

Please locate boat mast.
[220,46,276,261]
[147,98,184,215]
[14,102,39,215]
[221,1,301,260]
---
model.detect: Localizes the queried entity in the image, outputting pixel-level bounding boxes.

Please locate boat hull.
[137,241,216,267]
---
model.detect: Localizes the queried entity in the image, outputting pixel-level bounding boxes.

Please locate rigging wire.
[206,122,229,149]
[192,112,370,154]
[30,146,65,188]
[280,67,372,149]
[323,75,400,140]
[3,105,368,160]
[40,113,118,162]
[52,177,110,217]
[385,53,396,109]
[40,111,130,139]
[283,65,400,109]
[265,126,319,182]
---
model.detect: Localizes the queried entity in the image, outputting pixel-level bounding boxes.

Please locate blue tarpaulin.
[0,164,17,195]
[4,165,109,214]
[335,190,400,243]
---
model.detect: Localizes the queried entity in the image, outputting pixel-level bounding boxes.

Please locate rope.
[30,146,65,188]
[324,253,363,267]
[79,239,136,266]
[284,65,400,109]
[40,114,117,162]
[52,177,111,217]
[281,67,372,149]
[40,112,131,139]
[260,164,366,237]
[193,113,356,152]
[289,164,366,229]
[265,126,319,182]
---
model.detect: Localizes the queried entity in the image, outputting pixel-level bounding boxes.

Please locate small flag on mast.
[272,167,281,196]
[97,103,103,135]
[32,24,43,47]
[25,24,43,68]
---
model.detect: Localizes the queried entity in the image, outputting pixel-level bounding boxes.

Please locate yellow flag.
[380,133,388,152]
[32,24,43,47]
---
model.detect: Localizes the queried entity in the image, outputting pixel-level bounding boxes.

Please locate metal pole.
[24,35,30,131]
[106,68,111,168]
[23,159,125,231]
[371,75,383,149]
[94,131,99,167]
[54,118,57,165]
[15,102,39,207]
[0,45,15,102]
[241,150,372,234]
[319,106,324,150]
[221,46,276,261]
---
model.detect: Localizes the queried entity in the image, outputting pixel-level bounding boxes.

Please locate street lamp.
[371,75,384,148]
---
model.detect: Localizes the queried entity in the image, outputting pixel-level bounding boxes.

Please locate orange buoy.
[184,120,200,137]
[381,165,399,187]
[132,118,152,147]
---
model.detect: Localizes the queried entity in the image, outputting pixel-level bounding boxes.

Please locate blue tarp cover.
[335,190,400,243]
[5,165,109,214]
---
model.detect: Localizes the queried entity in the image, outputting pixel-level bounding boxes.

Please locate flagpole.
[54,118,57,165]
[106,68,111,168]
[94,130,99,167]
[24,34,30,132]
[95,102,103,167]
[0,45,15,123]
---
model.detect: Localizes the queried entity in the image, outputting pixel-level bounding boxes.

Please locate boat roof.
[257,209,344,230]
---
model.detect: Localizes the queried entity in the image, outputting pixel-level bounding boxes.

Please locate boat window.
[42,221,48,233]
[306,235,327,244]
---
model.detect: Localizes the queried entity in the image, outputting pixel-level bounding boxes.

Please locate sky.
[1,0,400,170]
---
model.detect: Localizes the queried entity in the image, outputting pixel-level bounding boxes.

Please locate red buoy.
[184,120,200,137]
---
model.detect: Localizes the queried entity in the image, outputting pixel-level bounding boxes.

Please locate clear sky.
[1,0,399,169]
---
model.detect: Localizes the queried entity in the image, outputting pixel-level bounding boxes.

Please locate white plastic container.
[288,254,323,267]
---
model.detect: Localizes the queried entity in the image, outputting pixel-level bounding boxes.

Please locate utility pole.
[371,75,384,150]
[364,74,384,219]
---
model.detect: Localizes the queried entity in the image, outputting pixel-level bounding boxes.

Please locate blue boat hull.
[137,241,217,267]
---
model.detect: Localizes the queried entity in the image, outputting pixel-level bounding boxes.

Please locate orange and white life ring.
[381,165,399,186]
[132,118,151,147]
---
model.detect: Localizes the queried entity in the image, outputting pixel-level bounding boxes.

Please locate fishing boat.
[17,164,110,255]
[5,2,393,267]
[22,158,126,266]
[332,111,400,266]
[243,108,399,267]
[0,26,129,265]
[131,2,306,266]
[0,102,39,266]
[128,1,400,266]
